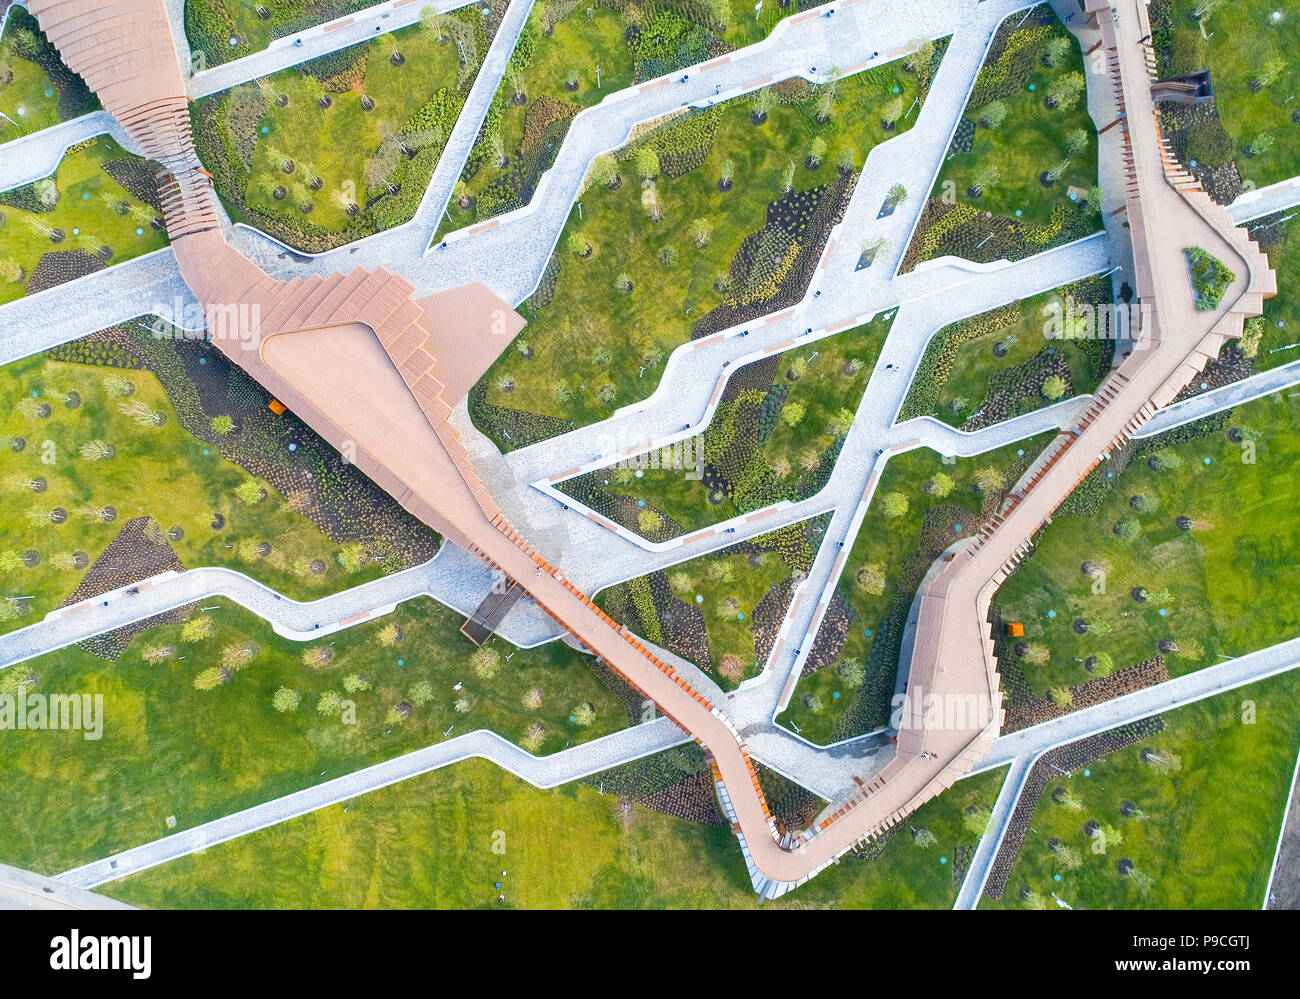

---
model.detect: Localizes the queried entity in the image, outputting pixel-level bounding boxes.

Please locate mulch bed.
[57,516,196,661]
[25,249,105,295]
[1001,657,1170,732]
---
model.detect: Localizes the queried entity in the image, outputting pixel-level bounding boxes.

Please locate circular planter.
[1175,516,1192,531]
[257,541,272,558]
[309,176,324,192]
[277,94,289,108]
[318,96,332,110]
[63,391,81,409]
[72,551,88,569]
[565,80,579,92]
[49,228,65,244]
[1131,587,1147,602]
[22,550,40,568]
[361,95,375,111]
[100,506,117,523]
[750,110,768,125]
[1117,858,1134,876]
[210,512,225,529]
[10,436,26,452]
[49,507,67,524]
[511,92,527,105]
[36,403,51,418]
[167,526,184,542]
[1158,639,1176,654]
[31,476,47,493]
[1039,173,1055,187]
[1119,800,1137,817]
[717,178,733,192]
[309,558,327,576]
[1073,618,1088,634]
[1084,820,1099,837]
[1047,836,1060,851]
[881,120,896,131]
[1147,455,1162,470]
[97,246,113,261]
[272,186,287,200]
[390,52,405,67]
[1227,427,1242,442]
[606,175,622,191]
[1014,641,1029,657]
[967,185,983,199]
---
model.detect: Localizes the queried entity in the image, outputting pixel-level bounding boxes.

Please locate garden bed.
[470,46,947,453]
[902,4,1101,271]
[594,514,830,690]
[192,4,505,252]
[0,7,99,143]
[557,315,892,538]
[0,136,168,305]
[778,436,1051,744]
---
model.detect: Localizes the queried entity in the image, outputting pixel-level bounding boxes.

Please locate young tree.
[807,136,827,168]
[634,146,660,181]
[637,509,662,534]
[235,478,266,505]
[882,492,909,518]
[302,646,334,668]
[1048,686,1073,707]
[838,658,866,688]
[343,672,372,694]
[925,472,955,498]
[377,622,403,647]
[1041,375,1068,400]
[210,414,234,435]
[854,563,886,595]
[718,158,736,189]
[572,701,597,727]
[970,161,1001,196]
[181,615,215,643]
[79,439,115,460]
[913,826,938,849]
[316,690,344,716]
[1048,72,1085,110]
[472,645,502,680]
[688,217,713,248]
[972,466,1005,494]
[1046,158,1073,184]
[977,100,1007,130]
[887,183,908,206]
[409,680,434,706]
[1065,127,1090,156]
[193,666,229,691]
[780,401,806,428]
[1022,643,1051,665]
[566,230,591,257]
[1041,36,1071,68]
[522,686,544,710]
[272,686,301,712]
[1249,132,1275,157]
[781,160,796,193]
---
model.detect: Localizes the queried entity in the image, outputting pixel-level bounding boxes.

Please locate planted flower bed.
[1184,245,1235,311]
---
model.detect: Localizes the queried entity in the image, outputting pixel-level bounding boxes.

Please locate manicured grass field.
[558,315,892,538]
[779,435,1052,744]
[899,277,1114,430]
[984,670,1300,909]
[907,4,1100,268]
[0,136,169,306]
[0,597,626,875]
[438,0,836,237]
[1163,0,1300,188]
[472,53,940,451]
[102,757,1007,909]
[995,393,1300,698]
[0,353,398,632]
[594,516,828,689]
[0,6,98,142]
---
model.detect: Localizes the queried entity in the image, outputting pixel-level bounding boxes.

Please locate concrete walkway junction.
[0,0,1291,902]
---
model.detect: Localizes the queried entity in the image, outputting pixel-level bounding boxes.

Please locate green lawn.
[899,277,1115,429]
[184,0,381,68]
[905,3,1100,269]
[558,315,893,539]
[1161,0,1300,188]
[0,136,169,306]
[101,755,1007,909]
[437,0,838,238]
[0,353,399,633]
[995,393,1300,698]
[0,6,99,143]
[984,670,1300,909]
[779,435,1053,744]
[471,50,945,452]
[194,7,499,251]
[594,516,829,689]
[0,596,628,875]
